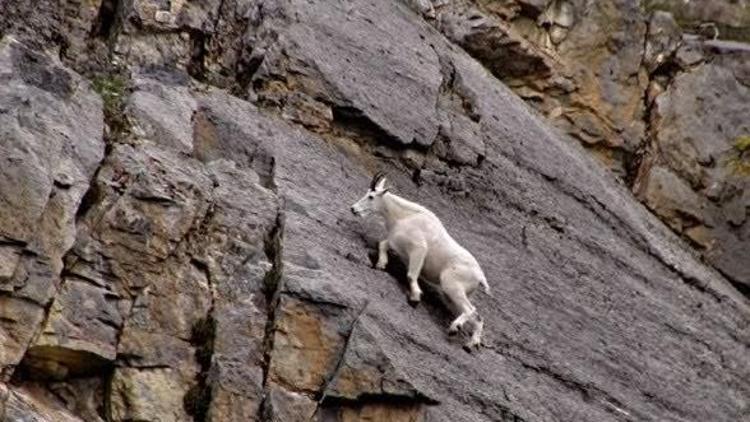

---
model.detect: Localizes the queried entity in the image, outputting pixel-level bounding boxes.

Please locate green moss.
[91,74,130,141]
[734,135,750,152]
[727,135,750,175]
[92,75,125,112]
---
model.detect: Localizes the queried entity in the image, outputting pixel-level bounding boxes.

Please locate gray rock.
[0,382,85,422]
[325,313,435,403]
[250,0,442,147]
[261,384,317,422]
[1,1,749,421]
[201,160,279,422]
[643,0,750,42]
[24,278,124,378]
[0,36,105,379]
[109,367,192,422]
[431,0,649,174]
[126,75,197,153]
[253,36,750,419]
[644,11,683,73]
[636,49,750,288]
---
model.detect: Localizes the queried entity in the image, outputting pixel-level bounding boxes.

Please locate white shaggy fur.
[351,173,490,349]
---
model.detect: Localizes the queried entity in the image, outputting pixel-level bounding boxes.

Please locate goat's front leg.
[375,240,389,270]
[406,244,427,303]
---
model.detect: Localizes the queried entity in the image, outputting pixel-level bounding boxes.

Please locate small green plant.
[92,75,125,112]
[734,135,750,152]
[727,135,750,175]
[91,74,129,141]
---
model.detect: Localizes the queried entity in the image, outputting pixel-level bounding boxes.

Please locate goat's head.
[351,172,389,217]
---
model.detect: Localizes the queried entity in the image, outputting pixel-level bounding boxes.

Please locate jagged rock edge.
[10,67,119,383]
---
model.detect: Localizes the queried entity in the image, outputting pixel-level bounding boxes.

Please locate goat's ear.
[370,172,385,191]
[374,176,388,192]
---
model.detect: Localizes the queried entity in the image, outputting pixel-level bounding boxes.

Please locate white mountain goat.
[350,173,490,349]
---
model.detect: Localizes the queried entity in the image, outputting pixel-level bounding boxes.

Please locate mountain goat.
[350,173,490,350]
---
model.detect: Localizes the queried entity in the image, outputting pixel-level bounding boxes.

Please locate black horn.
[370,172,385,190]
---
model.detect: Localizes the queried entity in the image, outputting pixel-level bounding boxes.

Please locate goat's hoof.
[447,327,459,336]
[463,342,481,353]
[375,261,387,270]
[407,297,420,307]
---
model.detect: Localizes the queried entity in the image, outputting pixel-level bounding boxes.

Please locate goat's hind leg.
[464,315,484,351]
[443,282,476,335]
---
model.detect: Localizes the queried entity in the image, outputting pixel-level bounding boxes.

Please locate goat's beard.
[354,208,373,217]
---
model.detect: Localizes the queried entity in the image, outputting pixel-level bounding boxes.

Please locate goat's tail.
[480,276,491,295]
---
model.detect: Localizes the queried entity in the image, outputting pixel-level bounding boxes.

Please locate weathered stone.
[685,225,714,249]
[250,0,442,147]
[0,246,21,284]
[120,0,222,33]
[644,11,683,73]
[0,297,47,380]
[281,93,334,133]
[408,0,436,19]
[24,278,123,377]
[1,1,750,421]
[1,382,86,422]
[90,78,284,421]
[200,161,279,422]
[638,165,712,231]
[432,0,648,174]
[436,3,555,84]
[244,14,750,417]
[113,32,193,69]
[636,46,750,287]
[46,378,106,422]
[0,36,103,266]
[109,367,192,422]
[43,141,215,382]
[0,378,105,422]
[57,0,106,70]
[109,0,226,69]
[644,0,750,42]
[267,295,353,394]
[320,401,426,422]
[433,70,487,167]
[262,384,317,422]
[126,74,197,153]
[0,36,105,378]
[326,314,433,403]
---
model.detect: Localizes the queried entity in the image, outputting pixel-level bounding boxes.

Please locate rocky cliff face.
[635,32,750,294]
[0,1,749,421]
[410,0,750,292]
[644,0,750,41]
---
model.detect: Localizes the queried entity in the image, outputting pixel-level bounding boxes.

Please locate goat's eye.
[368,196,373,200]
